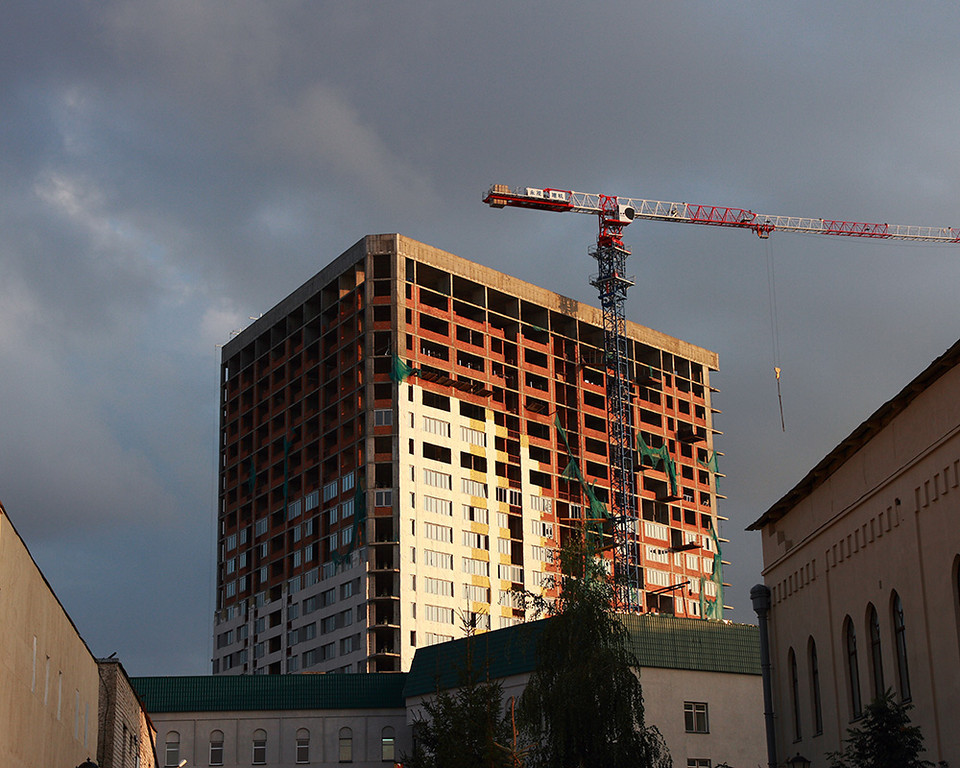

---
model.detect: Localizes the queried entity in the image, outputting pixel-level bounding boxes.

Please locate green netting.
[554,417,607,542]
[698,451,720,474]
[637,434,678,496]
[699,524,724,620]
[390,355,419,384]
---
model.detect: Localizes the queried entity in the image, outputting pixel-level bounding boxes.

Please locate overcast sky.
[4,2,960,676]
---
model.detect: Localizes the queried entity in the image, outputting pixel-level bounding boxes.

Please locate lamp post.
[785,753,811,768]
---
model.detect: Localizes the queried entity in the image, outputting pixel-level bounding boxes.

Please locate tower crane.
[483,183,960,612]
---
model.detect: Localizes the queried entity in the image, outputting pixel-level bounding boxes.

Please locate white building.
[142,614,764,768]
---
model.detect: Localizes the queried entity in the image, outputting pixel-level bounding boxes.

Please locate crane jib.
[484,184,960,242]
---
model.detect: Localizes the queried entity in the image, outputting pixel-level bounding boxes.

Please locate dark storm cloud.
[4,0,960,674]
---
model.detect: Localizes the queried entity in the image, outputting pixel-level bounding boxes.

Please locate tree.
[516,532,672,768]
[403,619,516,768]
[827,689,946,768]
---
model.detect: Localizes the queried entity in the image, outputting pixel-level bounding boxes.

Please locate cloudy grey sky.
[4,2,960,675]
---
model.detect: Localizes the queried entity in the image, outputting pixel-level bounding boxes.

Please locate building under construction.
[212,234,726,675]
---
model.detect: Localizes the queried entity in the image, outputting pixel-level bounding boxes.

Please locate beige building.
[0,500,101,768]
[98,658,159,768]
[749,338,960,766]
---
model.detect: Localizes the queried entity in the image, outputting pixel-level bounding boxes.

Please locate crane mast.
[483,182,960,613]
[589,209,642,608]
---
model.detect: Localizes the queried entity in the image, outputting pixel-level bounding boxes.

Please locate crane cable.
[765,238,785,431]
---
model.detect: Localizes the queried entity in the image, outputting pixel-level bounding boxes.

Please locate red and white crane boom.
[484,181,960,615]
[484,184,960,242]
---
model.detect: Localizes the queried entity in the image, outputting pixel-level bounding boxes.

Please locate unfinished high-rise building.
[212,234,725,675]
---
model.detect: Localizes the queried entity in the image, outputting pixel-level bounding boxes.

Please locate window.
[164,731,180,767]
[529,495,553,513]
[498,563,522,582]
[789,648,801,741]
[687,761,711,768]
[341,633,361,654]
[209,730,224,766]
[423,442,452,464]
[423,549,454,570]
[252,729,267,764]
[893,592,911,701]
[374,409,393,426]
[684,702,709,733]
[461,478,488,498]
[324,480,338,501]
[296,728,310,764]
[463,505,488,524]
[464,583,490,603]
[425,522,453,543]
[339,727,353,763]
[845,617,863,718]
[423,415,451,437]
[381,726,396,761]
[460,425,487,447]
[464,557,491,577]
[809,637,823,736]
[424,469,452,489]
[868,604,884,697]
[424,577,454,596]
[424,495,453,516]
[462,530,489,550]
[425,604,456,624]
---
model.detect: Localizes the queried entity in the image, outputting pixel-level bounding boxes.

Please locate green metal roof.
[403,620,542,699]
[620,614,760,674]
[404,614,760,699]
[131,673,407,713]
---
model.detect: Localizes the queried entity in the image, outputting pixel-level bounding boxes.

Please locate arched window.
[164,731,180,768]
[845,617,862,719]
[809,637,823,736]
[339,727,353,763]
[868,603,884,698]
[381,726,396,761]
[296,728,310,764]
[789,648,801,741]
[252,729,267,765]
[210,729,224,766]
[954,556,960,659]
[893,592,912,701]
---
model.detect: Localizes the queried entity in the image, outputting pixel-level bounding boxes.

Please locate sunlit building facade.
[212,234,725,675]
[749,338,960,766]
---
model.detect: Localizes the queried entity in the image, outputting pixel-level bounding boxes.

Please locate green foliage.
[517,533,672,768]
[827,690,945,768]
[403,631,516,768]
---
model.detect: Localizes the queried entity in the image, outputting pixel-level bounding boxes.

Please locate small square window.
[684,701,709,733]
